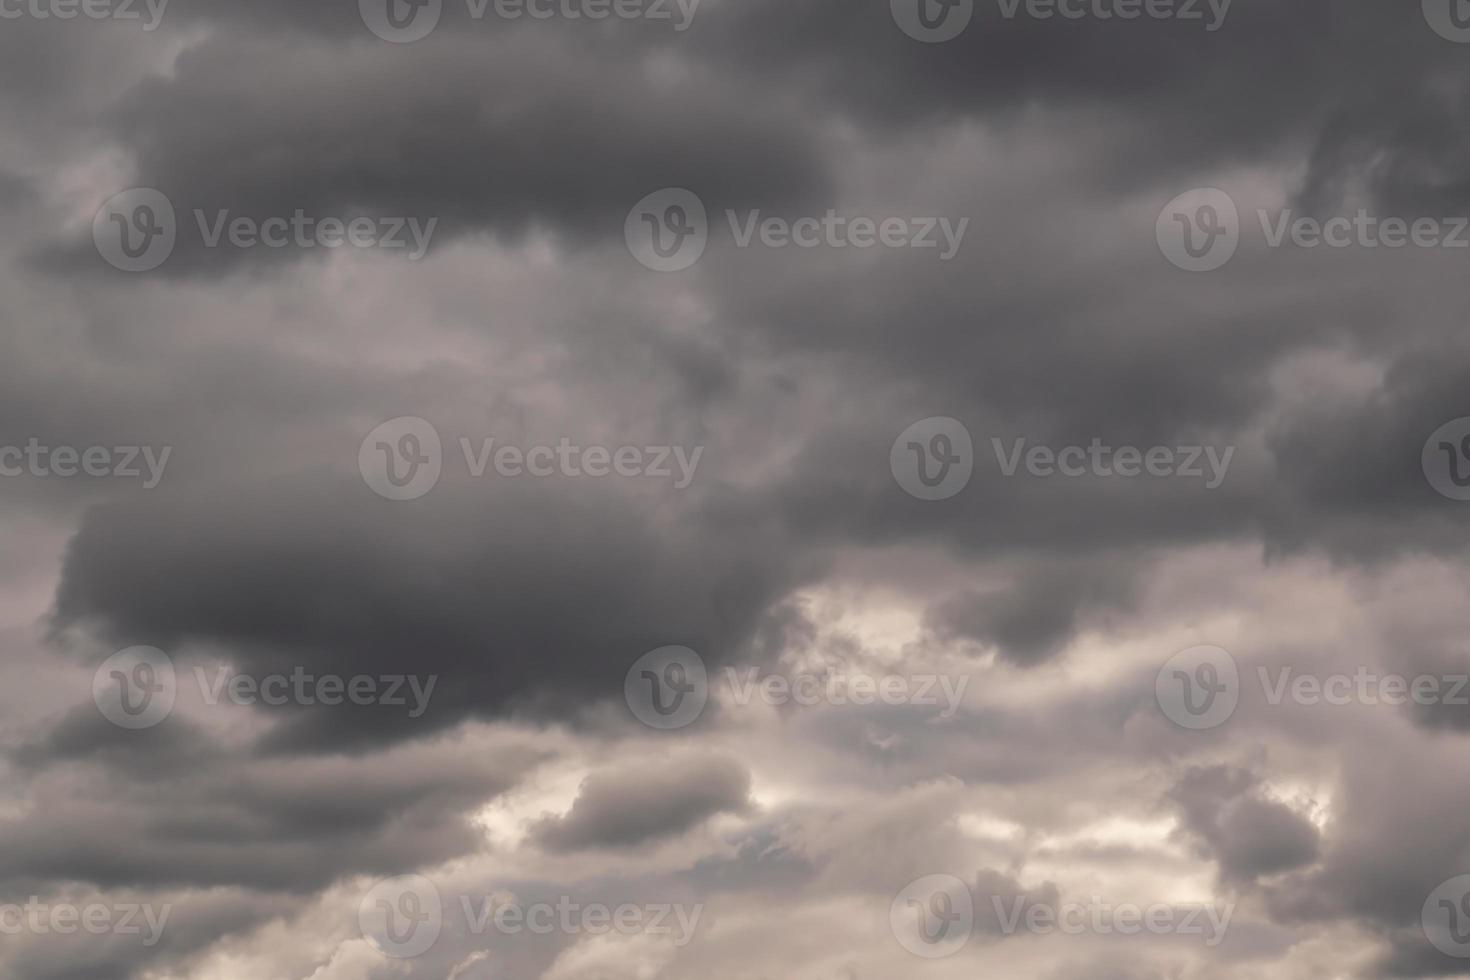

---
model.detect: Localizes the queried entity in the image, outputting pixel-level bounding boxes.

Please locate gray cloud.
[532,753,752,850]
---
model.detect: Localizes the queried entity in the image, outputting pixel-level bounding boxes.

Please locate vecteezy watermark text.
[359,416,703,501]
[991,437,1234,488]
[889,874,1232,959]
[359,0,700,43]
[625,189,968,271]
[1158,187,1470,271]
[889,418,1235,501]
[1156,645,1470,730]
[0,0,167,28]
[359,875,703,959]
[890,0,1229,43]
[93,189,438,272]
[0,439,170,488]
[93,647,437,730]
[0,900,170,946]
[624,646,969,729]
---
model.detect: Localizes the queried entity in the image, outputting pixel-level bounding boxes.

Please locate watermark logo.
[626,190,969,270]
[360,875,443,959]
[95,190,437,270]
[1424,875,1470,957]
[94,648,438,729]
[1155,648,1470,729]
[1424,0,1470,42]
[626,188,708,272]
[624,649,969,729]
[0,0,169,29]
[93,647,176,730]
[94,188,176,273]
[891,0,974,42]
[360,0,443,42]
[1424,418,1470,501]
[361,877,702,958]
[1156,645,1239,730]
[1157,188,1239,272]
[359,417,704,501]
[625,645,708,729]
[890,874,974,958]
[1161,188,1470,270]
[360,417,444,501]
[891,417,974,501]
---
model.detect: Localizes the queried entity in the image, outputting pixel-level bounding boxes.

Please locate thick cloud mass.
[0,0,1468,977]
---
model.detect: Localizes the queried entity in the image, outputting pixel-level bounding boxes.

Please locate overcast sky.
[4,0,1470,977]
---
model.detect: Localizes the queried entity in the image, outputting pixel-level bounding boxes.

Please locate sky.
[3,0,1470,977]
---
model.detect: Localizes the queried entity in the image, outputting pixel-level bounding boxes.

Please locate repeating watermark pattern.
[359,417,703,501]
[1424,0,1470,43]
[625,189,969,271]
[891,417,974,501]
[1160,187,1470,271]
[0,439,171,488]
[93,647,437,729]
[93,189,438,272]
[891,874,974,959]
[360,875,703,959]
[892,0,1228,42]
[0,900,170,946]
[359,0,699,43]
[1424,875,1470,957]
[624,647,970,729]
[1424,418,1470,501]
[0,0,167,29]
[1157,645,1470,730]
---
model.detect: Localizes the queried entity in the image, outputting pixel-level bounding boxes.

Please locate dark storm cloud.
[1168,766,1320,883]
[925,558,1141,665]
[1265,342,1470,562]
[40,0,1460,283]
[44,29,828,277]
[4,0,1470,977]
[50,475,807,748]
[531,753,752,850]
[0,888,288,980]
[693,0,1470,219]
[0,725,538,892]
